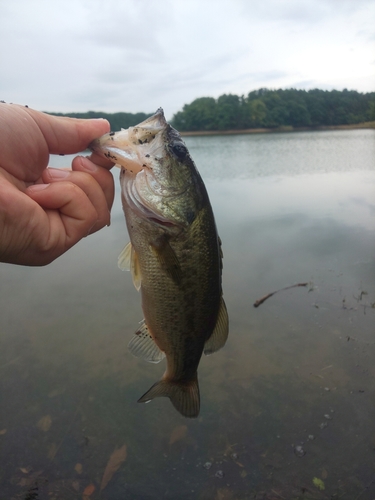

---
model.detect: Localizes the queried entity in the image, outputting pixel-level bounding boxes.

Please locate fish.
[89,108,228,418]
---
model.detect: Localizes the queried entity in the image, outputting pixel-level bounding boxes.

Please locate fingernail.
[47,168,70,179]
[28,183,50,191]
[91,118,110,127]
[86,219,99,236]
[79,156,98,172]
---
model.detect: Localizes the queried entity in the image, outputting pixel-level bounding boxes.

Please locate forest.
[48,88,375,132]
[49,110,151,131]
[171,88,375,131]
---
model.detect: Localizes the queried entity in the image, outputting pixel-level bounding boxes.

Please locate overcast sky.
[1,0,374,119]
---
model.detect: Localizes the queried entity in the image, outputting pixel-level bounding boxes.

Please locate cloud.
[238,0,375,24]
[0,0,373,116]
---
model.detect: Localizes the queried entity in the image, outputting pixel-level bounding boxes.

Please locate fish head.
[90,109,204,227]
[89,108,167,174]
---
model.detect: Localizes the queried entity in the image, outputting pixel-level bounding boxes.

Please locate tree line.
[48,111,152,131]
[171,88,375,131]
[48,88,375,132]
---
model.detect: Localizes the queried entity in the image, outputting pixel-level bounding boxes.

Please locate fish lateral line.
[253,282,309,308]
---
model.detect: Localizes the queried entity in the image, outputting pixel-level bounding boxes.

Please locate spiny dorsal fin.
[218,235,223,270]
[128,320,165,363]
[138,375,200,418]
[149,237,182,284]
[218,236,223,260]
[118,242,142,291]
[204,297,229,355]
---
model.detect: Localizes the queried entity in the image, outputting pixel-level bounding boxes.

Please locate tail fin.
[138,376,200,418]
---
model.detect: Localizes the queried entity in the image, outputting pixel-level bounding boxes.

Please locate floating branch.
[253,283,309,308]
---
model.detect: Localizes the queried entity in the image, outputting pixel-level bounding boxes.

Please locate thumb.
[23,106,110,155]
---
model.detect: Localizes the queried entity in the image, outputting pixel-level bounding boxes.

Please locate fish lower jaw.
[118,157,144,174]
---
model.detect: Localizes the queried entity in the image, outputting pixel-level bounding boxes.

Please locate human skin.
[0,103,115,265]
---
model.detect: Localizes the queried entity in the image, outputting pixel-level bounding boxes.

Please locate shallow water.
[0,129,374,499]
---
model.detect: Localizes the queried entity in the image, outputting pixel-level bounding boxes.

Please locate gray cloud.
[238,0,375,24]
[0,0,373,117]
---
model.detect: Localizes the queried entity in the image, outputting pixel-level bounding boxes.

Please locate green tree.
[246,99,267,127]
[52,89,375,135]
[369,100,375,121]
[288,102,312,127]
[260,92,289,127]
[171,97,217,131]
[305,90,327,126]
[216,94,242,130]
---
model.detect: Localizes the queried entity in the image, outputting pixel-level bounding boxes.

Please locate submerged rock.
[294,445,306,457]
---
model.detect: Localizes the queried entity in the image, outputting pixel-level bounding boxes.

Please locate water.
[0,129,374,499]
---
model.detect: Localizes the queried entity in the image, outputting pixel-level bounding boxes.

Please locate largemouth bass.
[90,109,228,418]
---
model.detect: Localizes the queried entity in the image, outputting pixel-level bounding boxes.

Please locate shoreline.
[180,121,375,137]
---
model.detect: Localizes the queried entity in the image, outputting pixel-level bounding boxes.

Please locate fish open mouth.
[89,108,168,174]
[90,108,189,228]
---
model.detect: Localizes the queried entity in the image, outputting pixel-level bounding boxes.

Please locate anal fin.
[128,320,165,363]
[204,297,229,355]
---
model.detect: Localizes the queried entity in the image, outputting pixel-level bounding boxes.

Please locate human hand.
[0,103,115,266]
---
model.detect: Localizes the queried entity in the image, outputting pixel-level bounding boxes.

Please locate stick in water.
[253,283,309,308]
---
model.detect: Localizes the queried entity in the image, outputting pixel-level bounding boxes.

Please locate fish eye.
[170,142,187,160]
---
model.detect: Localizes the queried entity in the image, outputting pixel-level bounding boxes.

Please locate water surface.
[0,129,374,499]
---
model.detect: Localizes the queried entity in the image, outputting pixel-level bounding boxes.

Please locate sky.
[1,0,374,119]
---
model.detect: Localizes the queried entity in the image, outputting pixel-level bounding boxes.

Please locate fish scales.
[131,206,221,380]
[89,109,228,418]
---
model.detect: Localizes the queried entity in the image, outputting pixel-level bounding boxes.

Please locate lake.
[0,128,374,499]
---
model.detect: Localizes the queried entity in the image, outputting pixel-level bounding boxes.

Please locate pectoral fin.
[118,242,142,291]
[149,237,182,284]
[128,320,165,363]
[204,297,229,355]
[118,242,132,271]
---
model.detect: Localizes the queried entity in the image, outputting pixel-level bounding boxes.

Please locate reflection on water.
[0,129,374,499]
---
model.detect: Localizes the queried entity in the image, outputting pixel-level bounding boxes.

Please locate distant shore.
[180,121,375,137]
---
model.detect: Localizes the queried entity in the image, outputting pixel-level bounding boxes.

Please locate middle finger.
[42,167,111,233]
